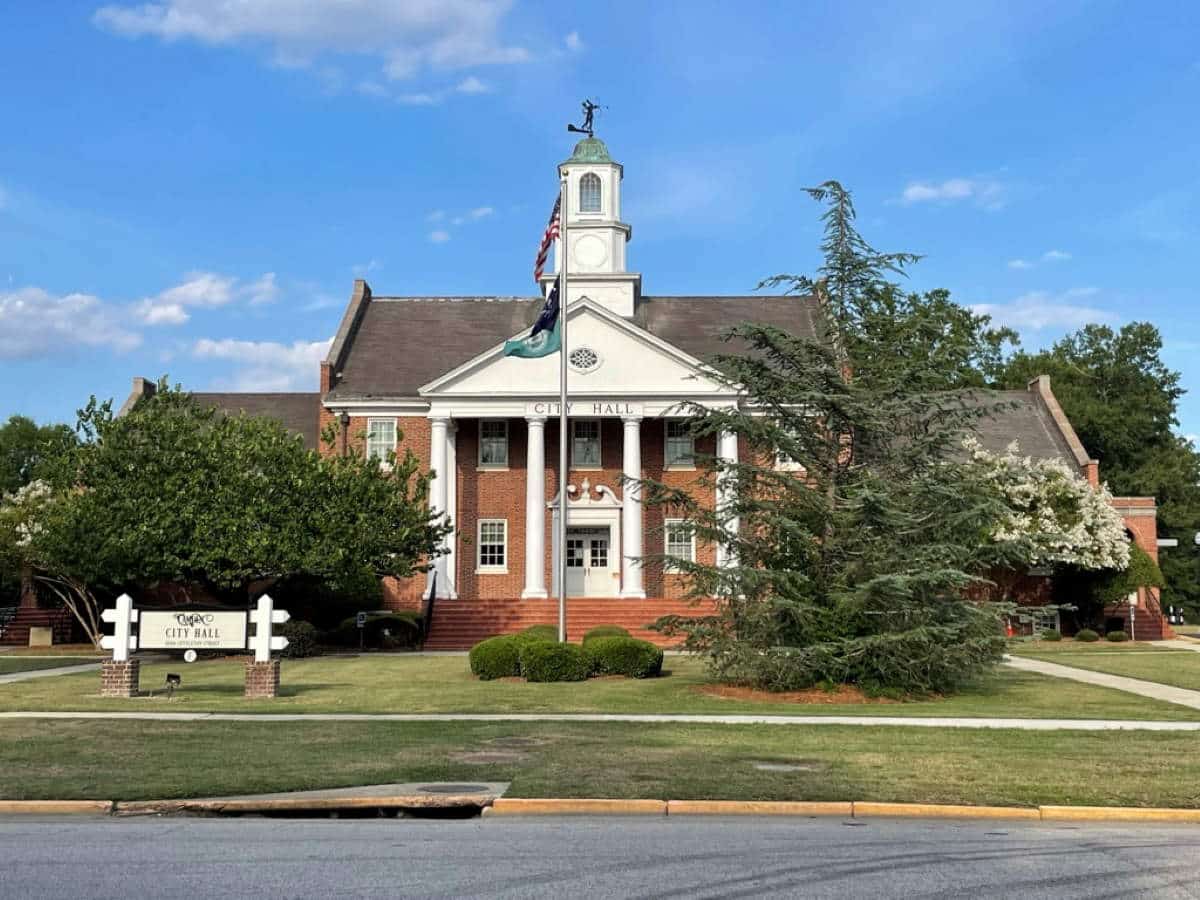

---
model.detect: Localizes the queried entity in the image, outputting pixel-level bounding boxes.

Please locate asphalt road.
[1,815,1198,899]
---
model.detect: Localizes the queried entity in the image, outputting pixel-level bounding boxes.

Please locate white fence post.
[249,594,290,662]
[100,594,138,661]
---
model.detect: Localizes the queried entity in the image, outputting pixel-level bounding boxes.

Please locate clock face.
[572,234,609,269]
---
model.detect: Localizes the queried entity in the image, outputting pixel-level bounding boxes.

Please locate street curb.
[854,802,1040,820]
[485,798,667,816]
[0,800,113,815]
[667,801,851,817]
[1039,805,1200,823]
[114,794,497,817]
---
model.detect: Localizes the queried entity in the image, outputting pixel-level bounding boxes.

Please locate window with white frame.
[478,419,509,468]
[775,428,806,474]
[572,419,601,468]
[366,418,397,463]
[579,172,601,212]
[664,420,695,468]
[664,519,695,571]
[477,519,507,571]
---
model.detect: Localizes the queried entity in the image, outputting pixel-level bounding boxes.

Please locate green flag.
[503,313,561,359]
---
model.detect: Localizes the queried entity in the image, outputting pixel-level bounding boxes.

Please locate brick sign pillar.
[245,594,289,699]
[99,594,140,698]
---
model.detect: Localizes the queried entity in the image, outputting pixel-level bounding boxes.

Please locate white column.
[444,422,458,598]
[716,429,739,569]
[620,415,645,598]
[522,416,548,599]
[427,415,451,598]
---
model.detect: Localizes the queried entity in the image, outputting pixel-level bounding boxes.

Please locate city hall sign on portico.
[120,133,1160,648]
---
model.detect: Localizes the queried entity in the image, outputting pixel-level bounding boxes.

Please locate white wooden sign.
[100,594,138,662]
[138,611,248,650]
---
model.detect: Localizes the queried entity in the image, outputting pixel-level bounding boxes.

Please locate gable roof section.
[326,293,822,401]
[963,390,1079,465]
[191,393,321,450]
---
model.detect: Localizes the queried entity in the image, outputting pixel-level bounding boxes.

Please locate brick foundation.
[244,659,281,699]
[100,660,140,698]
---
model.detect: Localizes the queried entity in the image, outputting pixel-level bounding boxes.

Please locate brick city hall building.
[117,137,1168,649]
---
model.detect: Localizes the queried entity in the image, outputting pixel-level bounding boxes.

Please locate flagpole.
[557,171,569,643]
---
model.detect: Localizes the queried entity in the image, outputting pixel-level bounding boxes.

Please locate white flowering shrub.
[965,438,1130,572]
[0,480,52,550]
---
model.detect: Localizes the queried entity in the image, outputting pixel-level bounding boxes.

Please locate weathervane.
[567,99,603,137]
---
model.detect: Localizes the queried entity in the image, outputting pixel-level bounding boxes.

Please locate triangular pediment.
[420,299,732,397]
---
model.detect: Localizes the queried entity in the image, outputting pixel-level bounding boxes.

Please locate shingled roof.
[325,294,822,401]
[191,392,321,450]
[961,390,1081,464]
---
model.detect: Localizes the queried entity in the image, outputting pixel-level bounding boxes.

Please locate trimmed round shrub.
[469,635,524,680]
[278,620,319,658]
[521,624,559,642]
[519,641,591,682]
[1106,629,1130,642]
[585,636,664,678]
[1075,628,1100,643]
[329,611,422,649]
[1039,629,1062,642]
[582,625,631,644]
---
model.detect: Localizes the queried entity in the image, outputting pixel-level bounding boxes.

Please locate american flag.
[533,196,561,283]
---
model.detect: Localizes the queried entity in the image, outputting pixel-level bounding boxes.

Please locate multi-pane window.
[579,173,601,212]
[366,418,396,463]
[664,519,695,571]
[477,520,507,570]
[572,420,601,468]
[478,420,509,468]
[664,420,695,468]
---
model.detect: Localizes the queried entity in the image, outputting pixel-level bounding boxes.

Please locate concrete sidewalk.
[0,661,103,685]
[1,709,1198,730]
[1004,654,1200,711]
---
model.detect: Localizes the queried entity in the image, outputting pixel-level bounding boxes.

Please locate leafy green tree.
[12,384,449,642]
[647,182,1028,695]
[0,415,77,496]
[1000,324,1200,614]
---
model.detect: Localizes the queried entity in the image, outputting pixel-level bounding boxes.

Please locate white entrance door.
[565,526,614,597]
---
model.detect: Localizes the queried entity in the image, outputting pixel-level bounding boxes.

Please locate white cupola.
[539,136,641,317]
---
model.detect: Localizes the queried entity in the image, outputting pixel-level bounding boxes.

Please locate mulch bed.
[696,683,898,705]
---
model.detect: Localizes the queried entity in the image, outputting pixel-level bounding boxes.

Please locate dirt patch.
[485,736,549,749]
[450,750,529,765]
[696,683,898,705]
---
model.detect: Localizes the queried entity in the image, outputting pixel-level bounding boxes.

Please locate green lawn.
[1,719,1199,807]
[0,654,1196,720]
[1013,642,1200,693]
[0,657,95,675]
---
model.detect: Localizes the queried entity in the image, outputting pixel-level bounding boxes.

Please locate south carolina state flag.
[503,279,562,359]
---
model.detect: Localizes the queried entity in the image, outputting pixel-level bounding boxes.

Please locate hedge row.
[468,626,663,682]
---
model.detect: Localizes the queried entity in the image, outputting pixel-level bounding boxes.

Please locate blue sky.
[2,1,1199,439]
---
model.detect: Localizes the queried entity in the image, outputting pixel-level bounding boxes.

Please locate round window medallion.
[569,346,600,372]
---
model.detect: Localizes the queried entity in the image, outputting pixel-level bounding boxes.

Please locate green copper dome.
[564,136,614,165]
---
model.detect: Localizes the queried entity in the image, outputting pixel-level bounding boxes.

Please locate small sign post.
[99,594,141,697]
[356,612,367,651]
[245,594,289,698]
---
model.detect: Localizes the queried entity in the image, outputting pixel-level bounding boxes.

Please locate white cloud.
[455,76,490,94]
[133,271,277,324]
[243,272,279,305]
[900,177,1006,210]
[564,31,583,52]
[93,0,530,87]
[0,287,141,359]
[972,288,1112,333]
[356,79,388,98]
[429,229,451,243]
[426,210,445,222]
[1041,249,1072,262]
[192,337,333,391]
[396,91,439,106]
[1007,259,1032,270]
[467,206,493,220]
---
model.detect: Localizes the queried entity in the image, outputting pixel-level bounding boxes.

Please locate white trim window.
[572,419,601,468]
[477,519,508,572]
[664,519,696,572]
[579,172,602,213]
[366,418,397,463]
[664,420,695,468]
[478,419,509,468]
